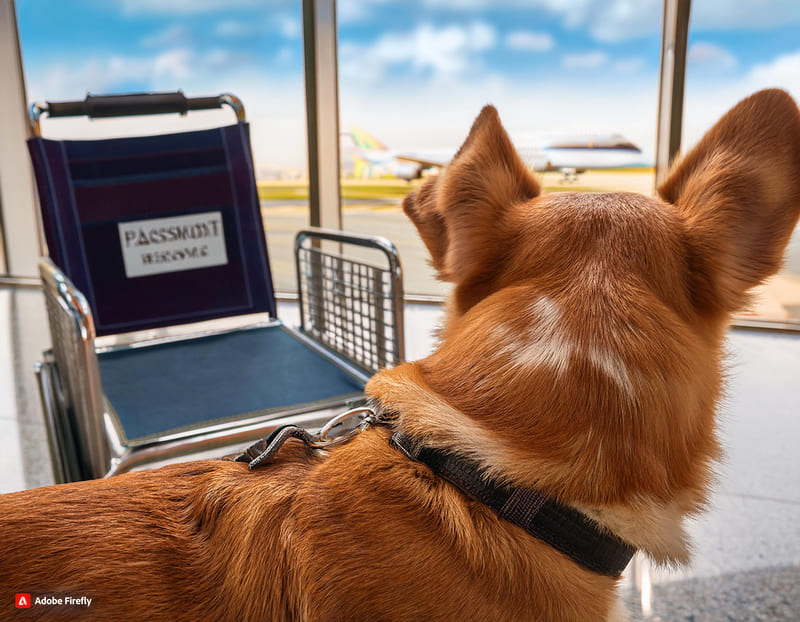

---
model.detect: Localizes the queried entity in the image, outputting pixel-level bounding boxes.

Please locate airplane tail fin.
[350,127,388,151]
[353,156,373,179]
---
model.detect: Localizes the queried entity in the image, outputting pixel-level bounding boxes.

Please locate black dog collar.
[390,432,635,577]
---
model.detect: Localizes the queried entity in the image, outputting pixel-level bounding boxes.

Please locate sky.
[15,0,800,173]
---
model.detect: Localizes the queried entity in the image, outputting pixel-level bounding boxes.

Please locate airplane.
[344,128,453,181]
[342,127,650,182]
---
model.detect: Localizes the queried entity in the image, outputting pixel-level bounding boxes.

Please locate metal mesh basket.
[295,229,404,375]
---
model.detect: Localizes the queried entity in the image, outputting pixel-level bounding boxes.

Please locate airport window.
[337,2,661,298]
[684,0,800,322]
[14,0,307,292]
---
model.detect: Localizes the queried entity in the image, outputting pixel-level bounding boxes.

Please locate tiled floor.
[1,286,798,620]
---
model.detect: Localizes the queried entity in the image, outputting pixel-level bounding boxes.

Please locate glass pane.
[685,0,800,321]
[15,0,307,292]
[337,3,661,297]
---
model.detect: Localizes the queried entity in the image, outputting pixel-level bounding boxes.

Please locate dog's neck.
[367,361,696,566]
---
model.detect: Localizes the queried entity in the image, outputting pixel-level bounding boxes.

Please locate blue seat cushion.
[97,324,364,442]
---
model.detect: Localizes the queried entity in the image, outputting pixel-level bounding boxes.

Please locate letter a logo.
[15,593,31,608]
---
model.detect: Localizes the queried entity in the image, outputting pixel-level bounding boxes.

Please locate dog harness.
[234,407,636,578]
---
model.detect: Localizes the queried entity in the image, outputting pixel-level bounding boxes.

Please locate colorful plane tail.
[350,127,388,151]
[353,156,373,179]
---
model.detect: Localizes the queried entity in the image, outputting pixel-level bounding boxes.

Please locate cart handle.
[30,91,245,135]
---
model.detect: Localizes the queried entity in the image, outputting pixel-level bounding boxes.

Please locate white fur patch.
[577,498,691,566]
[492,296,635,398]
[493,297,573,375]
[386,371,524,477]
[586,345,634,399]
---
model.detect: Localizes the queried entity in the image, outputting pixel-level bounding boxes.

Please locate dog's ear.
[403,106,540,291]
[658,89,800,314]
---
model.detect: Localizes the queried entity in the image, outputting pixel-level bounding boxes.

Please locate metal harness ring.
[234,407,377,470]
[316,406,376,446]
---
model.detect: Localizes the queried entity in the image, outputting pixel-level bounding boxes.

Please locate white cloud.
[420,0,800,42]
[204,48,243,70]
[120,0,269,15]
[150,48,193,80]
[214,20,253,38]
[338,0,393,24]
[580,0,658,43]
[141,25,192,48]
[680,49,800,155]
[337,0,369,23]
[506,30,554,52]
[213,15,298,40]
[422,0,499,7]
[340,22,496,81]
[26,48,231,102]
[121,0,800,43]
[561,51,607,69]
[691,0,800,31]
[102,48,193,87]
[273,14,301,39]
[746,50,800,92]
[613,58,645,74]
[422,0,660,42]
[688,42,738,72]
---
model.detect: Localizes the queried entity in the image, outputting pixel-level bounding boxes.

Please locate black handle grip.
[46,92,223,119]
[45,100,90,118]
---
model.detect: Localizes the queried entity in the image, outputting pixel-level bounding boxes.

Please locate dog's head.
[370,89,800,526]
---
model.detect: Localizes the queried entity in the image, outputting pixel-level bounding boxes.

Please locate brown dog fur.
[2,89,800,621]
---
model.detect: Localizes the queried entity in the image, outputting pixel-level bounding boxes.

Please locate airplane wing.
[394,151,452,169]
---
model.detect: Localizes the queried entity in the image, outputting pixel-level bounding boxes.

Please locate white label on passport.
[118,211,228,278]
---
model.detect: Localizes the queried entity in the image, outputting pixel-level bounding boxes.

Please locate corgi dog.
[2,89,799,621]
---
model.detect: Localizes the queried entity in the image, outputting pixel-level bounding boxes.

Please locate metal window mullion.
[0,0,42,277]
[655,0,691,188]
[302,0,342,230]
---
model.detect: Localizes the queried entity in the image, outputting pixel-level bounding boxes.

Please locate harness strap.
[230,410,635,577]
[234,425,317,469]
[391,432,636,577]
